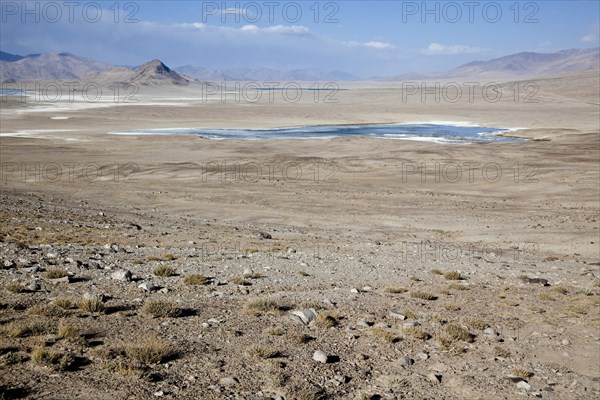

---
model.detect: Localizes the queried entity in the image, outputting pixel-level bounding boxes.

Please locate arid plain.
[1,70,599,399]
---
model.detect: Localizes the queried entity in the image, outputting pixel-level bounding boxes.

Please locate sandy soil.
[0,71,599,399]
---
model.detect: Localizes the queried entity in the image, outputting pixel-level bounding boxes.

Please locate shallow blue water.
[112,124,524,144]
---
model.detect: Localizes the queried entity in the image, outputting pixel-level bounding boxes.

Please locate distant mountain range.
[0,52,111,81]
[384,48,600,80]
[175,65,359,81]
[80,59,194,86]
[1,48,598,84]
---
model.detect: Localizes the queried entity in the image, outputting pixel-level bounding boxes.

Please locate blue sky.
[1,1,598,77]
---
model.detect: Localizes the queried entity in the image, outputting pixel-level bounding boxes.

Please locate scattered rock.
[219,376,239,386]
[427,373,442,383]
[27,282,40,292]
[158,287,169,294]
[350,288,360,294]
[527,278,549,286]
[399,357,414,367]
[516,381,531,391]
[49,276,71,284]
[389,309,406,320]
[356,320,372,328]
[289,309,318,325]
[417,352,429,360]
[561,339,570,346]
[313,350,329,363]
[258,232,272,240]
[138,282,157,292]
[242,268,254,277]
[111,269,132,282]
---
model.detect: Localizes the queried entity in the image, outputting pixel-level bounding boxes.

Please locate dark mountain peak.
[0,51,24,62]
[138,59,172,74]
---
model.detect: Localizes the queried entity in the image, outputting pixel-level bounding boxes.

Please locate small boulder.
[111,269,132,282]
[313,350,329,363]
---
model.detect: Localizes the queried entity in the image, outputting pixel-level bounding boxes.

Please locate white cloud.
[345,40,395,49]
[580,23,599,43]
[423,43,487,55]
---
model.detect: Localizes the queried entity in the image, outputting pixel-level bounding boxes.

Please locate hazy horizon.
[1,1,598,77]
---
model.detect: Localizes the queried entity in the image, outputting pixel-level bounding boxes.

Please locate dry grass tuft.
[231,276,251,286]
[3,322,43,338]
[5,283,26,293]
[448,283,469,291]
[404,327,430,340]
[53,298,73,309]
[445,324,474,343]
[183,274,210,285]
[539,293,556,301]
[494,345,511,358]
[28,303,66,317]
[288,333,311,344]
[410,291,437,301]
[512,368,534,380]
[315,313,338,328]
[444,271,462,280]
[78,297,104,313]
[124,336,176,364]
[551,286,569,295]
[385,287,407,294]
[463,317,489,330]
[57,321,79,339]
[31,346,75,371]
[43,268,69,279]
[153,265,174,277]
[141,300,180,318]
[243,297,280,315]
[370,328,400,343]
[246,345,280,359]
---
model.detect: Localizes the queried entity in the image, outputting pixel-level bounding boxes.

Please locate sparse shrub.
[57,321,79,339]
[444,271,462,280]
[410,276,421,282]
[566,304,588,315]
[410,291,437,300]
[512,368,533,380]
[142,300,180,318]
[551,286,568,295]
[539,293,556,301]
[404,309,418,319]
[463,317,489,330]
[5,283,25,293]
[288,333,311,344]
[298,271,310,277]
[31,346,75,371]
[267,327,285,336]
[445,324,474,343]
[78,297,104,313]
[546,362,571,373]
[315,313,337,328]
[53,298,73,309]
[3,322,49,338]
[448,283,469,291]
[517,274,529,281]
[43,268,68,279]
[243,297,280,315]
[183,274,209,285]
[124,337,176,364]
[28,303,66,317]
[231,276,251,286]
[494,345,511,358]
[163,253,175,261]
[444,303,461,311]
[431,269,443,275]
[593,279,600,288]
[246,345,279,359]
[385,287,407,294]
[370,328,400,343]
[153,265,174,277]
[405,327,430,340]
